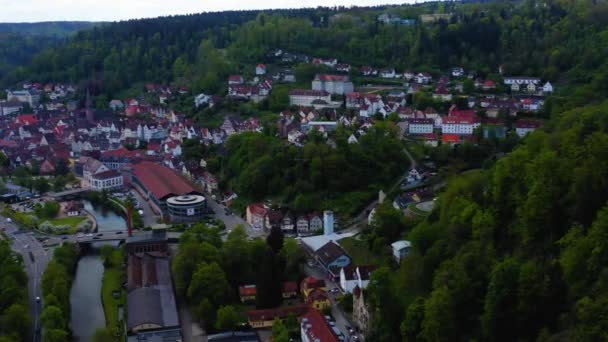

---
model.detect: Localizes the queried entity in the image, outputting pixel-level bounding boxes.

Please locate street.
[206,197,265,239]
[303,263,363,342]
[2,216,52,342]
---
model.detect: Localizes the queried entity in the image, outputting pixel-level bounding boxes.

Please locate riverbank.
[101,246,126,340]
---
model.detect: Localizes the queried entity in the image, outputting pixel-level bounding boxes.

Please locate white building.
[391,240,412,263]
[90,170,124,190]
[323,210,334,235]
[441,117,481,135]
[408,118,434,135]
[312,74,354,95]
[503,76,540,91]
[289,89,331,107]
[255,64,266,75]
[6,90,41,107]
[515,120,541,137]
[542,81,553,93]
[339,265,374,293]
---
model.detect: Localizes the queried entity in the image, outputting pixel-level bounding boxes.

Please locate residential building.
[311,74,354,95]
[314,241,352,281]
[515,120,542,137]
[289,89,331,107]
[305,288,331,311]
[239,285,257,303]
[408,118,434,135]
[391,240,412,263]
[6,89,41,107]
[246,203,268,230]
[542,81,553,93]
[300,308,340,342]
[255,64,266,75]
[379,68,396,78]
[228,75,244,85]
[300,276,326,297]
[339,265,375,293]
[90,169,124,190]
[503,76,540,91]
[247,305,310,329]
[282,281,298,299]
[0,100,23,116]
[353,286,371,335]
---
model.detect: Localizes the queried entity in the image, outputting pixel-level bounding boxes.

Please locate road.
[206,198,265,239]
[129,189,159,227]
[303,263,363,341]
[3,216,51,342]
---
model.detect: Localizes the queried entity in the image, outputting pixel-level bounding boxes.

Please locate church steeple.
[85,87,94,123]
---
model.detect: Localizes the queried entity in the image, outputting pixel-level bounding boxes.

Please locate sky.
[0,0,418,22]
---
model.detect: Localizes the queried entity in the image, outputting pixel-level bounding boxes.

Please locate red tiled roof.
[17,114,38,125]
[317,74,350,82]
[306,288,329,303]
[248,203,268,216]
[442,134,461,143]
[283,281,298,293]
[239,285,257,297]
[133,161,198,200]
[301,308,340,342]
[247,305,310,322]
[289,89,329,97]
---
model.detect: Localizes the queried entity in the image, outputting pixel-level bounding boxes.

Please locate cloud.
[0,0,414,22]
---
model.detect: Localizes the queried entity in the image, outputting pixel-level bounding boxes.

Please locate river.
[70,253,106,341]
[70,201,126,341]
[83,200,127,232]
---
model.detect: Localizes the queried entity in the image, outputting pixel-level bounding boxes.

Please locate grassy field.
[339,237,383,266]
[101,248,126,338]
[48,216,86,227]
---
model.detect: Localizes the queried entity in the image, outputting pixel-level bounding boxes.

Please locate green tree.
[41,306,65,330]
[45,329,69,342]
[214,305,240,331]
[93,327,114,342]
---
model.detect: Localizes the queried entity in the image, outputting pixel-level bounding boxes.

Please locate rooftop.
[133,161,199,200]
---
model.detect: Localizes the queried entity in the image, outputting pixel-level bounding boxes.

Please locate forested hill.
[4,0,608,102]
[0,22,98,37]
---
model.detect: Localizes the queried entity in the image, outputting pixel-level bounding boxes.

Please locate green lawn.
[101,248,126,338]
[48,216,86,227]
[339,237,382,266]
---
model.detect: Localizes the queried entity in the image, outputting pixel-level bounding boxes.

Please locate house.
[255,64,266,75]
[515,120,542,137]
[282,281,298,299]
[312,74,354,95]
[526,83,537,92]
[305,288,331,311]
[391,240,412,263]
[63,201,84,217]
[339,265,375,293]
[432,86,452,101]
[0,100,23,116]
[296,213,323,235]
[415,72,432,84]
[542,81,553,94]
[503,76,540,91]
[246,203,268,230]
[353,286,371,336]
[239,285,256,303]
[451,67,464,77]
[247,305,310,329]
[314,241,351,281]
[300,276,326,297]
[335,63,351,73]
[300,308,341,342]
[312,57,338,68]
[280,211,295,233]
[361,66,377,76]
[482,80,496,90]
[441,108,481,137]
[289,89,331,107]
[408,118,434,135]
[379,68,396,78]
[39,159,56,174]
[228,75,244,85]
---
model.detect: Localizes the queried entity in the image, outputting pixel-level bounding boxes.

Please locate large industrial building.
[132,161,206,221]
